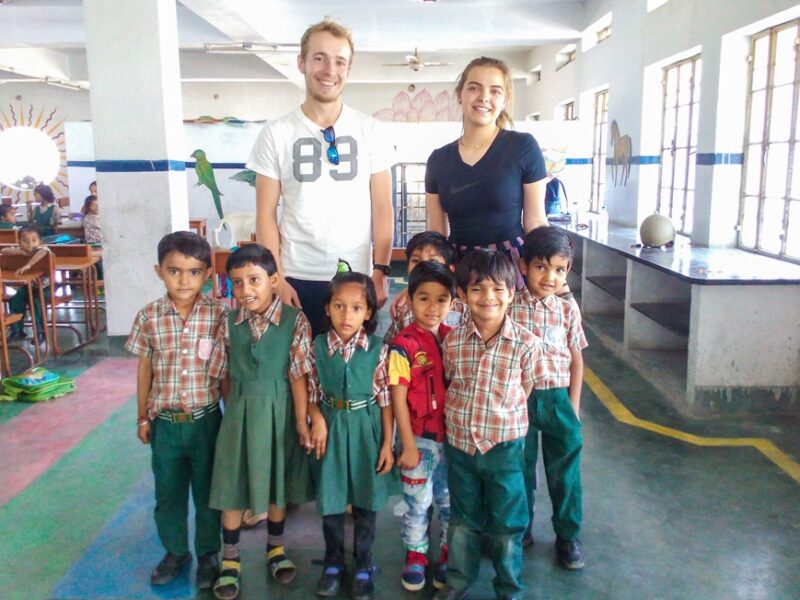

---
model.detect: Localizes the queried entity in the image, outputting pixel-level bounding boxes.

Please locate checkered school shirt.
[125,294,228,413]
[308,328,391,407]
[384,297,469,344]
[443,315,542,455]
[208,294,313,382]
[509,288,588,389]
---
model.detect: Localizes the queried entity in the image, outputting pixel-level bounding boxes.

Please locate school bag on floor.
[0,367,75,402]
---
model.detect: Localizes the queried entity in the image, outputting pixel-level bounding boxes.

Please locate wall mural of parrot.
[191,149,224,220]
[230,168,257,187]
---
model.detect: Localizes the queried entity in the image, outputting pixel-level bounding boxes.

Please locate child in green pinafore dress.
[207,245,315,600]
[308,271,400,600]
[28,184,61,237]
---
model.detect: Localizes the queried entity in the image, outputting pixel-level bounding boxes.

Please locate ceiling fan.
[382,48,452,72]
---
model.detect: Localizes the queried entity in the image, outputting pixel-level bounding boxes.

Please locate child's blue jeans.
[400,435,450,554]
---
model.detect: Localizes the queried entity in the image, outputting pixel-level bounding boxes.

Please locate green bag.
[1,367,75,402]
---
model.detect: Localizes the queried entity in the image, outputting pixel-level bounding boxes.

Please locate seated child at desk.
[81,195,102,244]
[27,184,61,237]
[2,226,51,343]
[0,205,17,229]
[81,195,103,281]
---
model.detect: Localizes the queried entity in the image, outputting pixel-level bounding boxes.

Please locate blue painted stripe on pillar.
[70,160,248,170]
[185,162,247,169]
[606,156,661,165]
[94,160,186,172]
[696,152,744,165]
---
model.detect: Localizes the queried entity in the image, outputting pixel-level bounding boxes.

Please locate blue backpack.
[545,177,567,216]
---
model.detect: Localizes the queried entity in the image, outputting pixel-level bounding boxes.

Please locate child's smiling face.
[228,262,278,314]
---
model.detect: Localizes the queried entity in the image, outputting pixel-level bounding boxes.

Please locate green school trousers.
[151,408,221,557]
[445,438,528,598]
[524,387,583,541]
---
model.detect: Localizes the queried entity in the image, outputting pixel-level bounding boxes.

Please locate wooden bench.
[560,216,800,415]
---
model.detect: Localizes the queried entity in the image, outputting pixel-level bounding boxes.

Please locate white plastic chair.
[212,212,256,249]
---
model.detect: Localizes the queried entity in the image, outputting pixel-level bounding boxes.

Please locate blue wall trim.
[93,160,186,173]
[565,158,592,165]
[184,161,246,169]
[696,152,743,165]
[69,160,249,171]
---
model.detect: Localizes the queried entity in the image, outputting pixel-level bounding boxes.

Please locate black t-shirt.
[425,129,547,247]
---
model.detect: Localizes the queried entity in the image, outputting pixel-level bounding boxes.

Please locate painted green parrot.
[230,169,257,187]
[191,149,224,219]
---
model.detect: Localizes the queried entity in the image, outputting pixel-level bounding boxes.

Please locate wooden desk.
[0,268,48,368]
[46,245,102,354]
[190,217,208,239]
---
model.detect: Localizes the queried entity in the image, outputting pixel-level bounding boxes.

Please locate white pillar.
[84,0,189,335]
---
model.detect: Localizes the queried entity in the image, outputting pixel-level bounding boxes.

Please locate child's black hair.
[81,195,97,216]
[322,271,379,335]
[0,205,15,221]
[19,224,41,237]
[408,260,456,299]
[157,231,212,267]
[226,243,277,275]
[406,231,456,266]
[455,249,517,292]
[521,226,573,265]
[33,184,55,204]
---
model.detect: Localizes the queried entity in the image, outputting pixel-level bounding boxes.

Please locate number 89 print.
[292,136,359,182]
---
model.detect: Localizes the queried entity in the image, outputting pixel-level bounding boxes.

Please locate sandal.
[213,559,241,600]
[241,509,268,529]
[267,546,297,584]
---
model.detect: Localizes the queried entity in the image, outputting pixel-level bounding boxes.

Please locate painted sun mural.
[0,103,69,201]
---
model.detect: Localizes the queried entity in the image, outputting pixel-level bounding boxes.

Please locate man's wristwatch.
[373,263,391,276]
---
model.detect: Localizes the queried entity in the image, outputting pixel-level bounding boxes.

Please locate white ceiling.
[0,0,586,86]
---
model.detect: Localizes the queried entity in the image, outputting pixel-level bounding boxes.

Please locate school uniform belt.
[156,402,219,423]
[321,397,376,411]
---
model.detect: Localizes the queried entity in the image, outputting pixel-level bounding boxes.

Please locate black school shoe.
[316,565,344,597]
[150,552,192,585]
[196,551,220,590]
[555,537,585,570]
[350,567,375,600]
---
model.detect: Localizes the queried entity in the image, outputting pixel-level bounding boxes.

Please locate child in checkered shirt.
[125,232,228,590]
[436,250,541,600]
[510,225,588,570]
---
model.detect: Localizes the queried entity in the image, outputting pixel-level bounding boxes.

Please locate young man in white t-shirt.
[247,19,395,337]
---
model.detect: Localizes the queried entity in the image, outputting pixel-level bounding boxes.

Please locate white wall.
[521,0,800,244]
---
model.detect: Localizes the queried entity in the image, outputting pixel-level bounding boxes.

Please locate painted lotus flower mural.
[374,89,462,122]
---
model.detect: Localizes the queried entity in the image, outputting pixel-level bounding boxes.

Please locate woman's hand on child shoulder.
[397,444,420,471]
[376,442,395,474]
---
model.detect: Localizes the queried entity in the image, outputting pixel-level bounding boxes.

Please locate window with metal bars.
[596,25,611,44]
[392,163,428,250]
[590,89,609,213]
[739,18,800,263]
[562,101,575,121]
[657,54,701,235]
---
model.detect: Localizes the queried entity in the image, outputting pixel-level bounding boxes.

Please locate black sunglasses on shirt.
[321,126,340,166]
